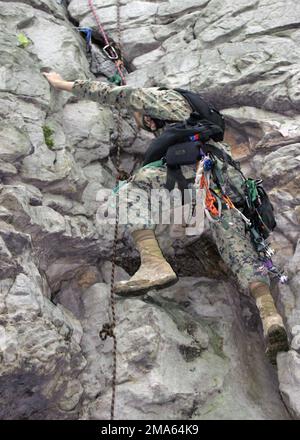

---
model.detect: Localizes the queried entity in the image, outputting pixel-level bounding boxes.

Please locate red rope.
[88,0,110,46]
[88,0,126,85]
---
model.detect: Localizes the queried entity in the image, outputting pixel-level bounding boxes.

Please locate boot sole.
[115,276,179,298]
[265,325,289,365]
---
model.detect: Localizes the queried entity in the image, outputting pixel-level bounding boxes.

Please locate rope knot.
[99,323,115,341]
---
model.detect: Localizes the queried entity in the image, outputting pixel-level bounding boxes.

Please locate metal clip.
[103,44,119,60]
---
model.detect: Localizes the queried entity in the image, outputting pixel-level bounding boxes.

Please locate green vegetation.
[43,125,55,149]
[17,33,31,48]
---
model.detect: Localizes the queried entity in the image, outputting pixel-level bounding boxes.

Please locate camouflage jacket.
[72,80,192,121]
[72,80,245,204]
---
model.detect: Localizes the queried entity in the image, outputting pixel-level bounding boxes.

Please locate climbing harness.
[88,0,126,420]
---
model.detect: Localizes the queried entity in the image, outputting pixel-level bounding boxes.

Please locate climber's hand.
[42,71,64,88]
[42,71,74,92]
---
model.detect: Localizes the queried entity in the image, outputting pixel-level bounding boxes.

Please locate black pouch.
[165,141,201,167]
[255,186,277,237]
[243,182,277,239]
[174,88,226,141]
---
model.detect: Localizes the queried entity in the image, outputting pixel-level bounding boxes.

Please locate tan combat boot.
[251,282,289,365]
[115,229,178,296]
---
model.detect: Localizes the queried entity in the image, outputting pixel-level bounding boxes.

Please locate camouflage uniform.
[72,80,270,289]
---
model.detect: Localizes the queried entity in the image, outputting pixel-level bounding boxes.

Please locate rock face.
[79,279,290,420]
[0,0,299,420]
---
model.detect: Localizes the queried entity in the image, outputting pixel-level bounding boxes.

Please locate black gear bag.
[174,88,225,141]
[243,179,277,239]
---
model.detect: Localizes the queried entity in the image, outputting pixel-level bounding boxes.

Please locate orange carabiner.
[222,194,235,209]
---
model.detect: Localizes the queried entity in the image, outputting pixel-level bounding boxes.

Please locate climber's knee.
[249,281,261,290]
[249,280,269,292]
[249,280,270,296]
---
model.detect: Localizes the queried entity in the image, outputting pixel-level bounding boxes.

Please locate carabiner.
[103,44,119,60]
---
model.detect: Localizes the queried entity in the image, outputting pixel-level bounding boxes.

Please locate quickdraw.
[88,0,126,85]
[198,155,248,225]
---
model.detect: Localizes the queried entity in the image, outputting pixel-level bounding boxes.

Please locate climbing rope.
[88,0,126,85]
[88,0,126,420]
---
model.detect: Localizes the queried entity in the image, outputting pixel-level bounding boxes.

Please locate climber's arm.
[57,80,74,92]
[72,80,193,124]
[42,71,136,109]
[42,72,191,121]
[42,72,74,92]
[71,79,132,108]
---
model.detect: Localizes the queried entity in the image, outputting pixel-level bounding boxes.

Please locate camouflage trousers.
[117,164,270,289]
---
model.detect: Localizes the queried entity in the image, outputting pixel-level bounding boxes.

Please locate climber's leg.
[209,209,270,289]
[115,229,177,295]
[115,165,177,296]
[249,281,288,364]
[210,209,288,364]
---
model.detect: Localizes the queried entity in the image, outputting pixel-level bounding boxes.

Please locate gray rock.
[118,26,160,63]
[82,163,115,187]
[291,334,300,352]
[80,278,289,420]
[258,144,300,185]
[87,43,117,78]
[157,0,208,24]
[21,147,88,197]
[0,122,32,162]
[82,181,106,217]
[278,351,300,420]
[0,265,86,419]
[0,93,47,153]
[276,239,300,419]
[26,16,90,78]
[0,0,299,421]
[68,0,159,31]
[63,102,114,165]
[0,35,50,108]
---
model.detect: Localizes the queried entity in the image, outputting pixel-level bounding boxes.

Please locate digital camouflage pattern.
[72,80,270,289]
[118,164,270,289]
[209,209,270,289]
[72,80,192,121]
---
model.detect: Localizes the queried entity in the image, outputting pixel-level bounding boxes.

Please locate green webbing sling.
[245,179,258,203]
